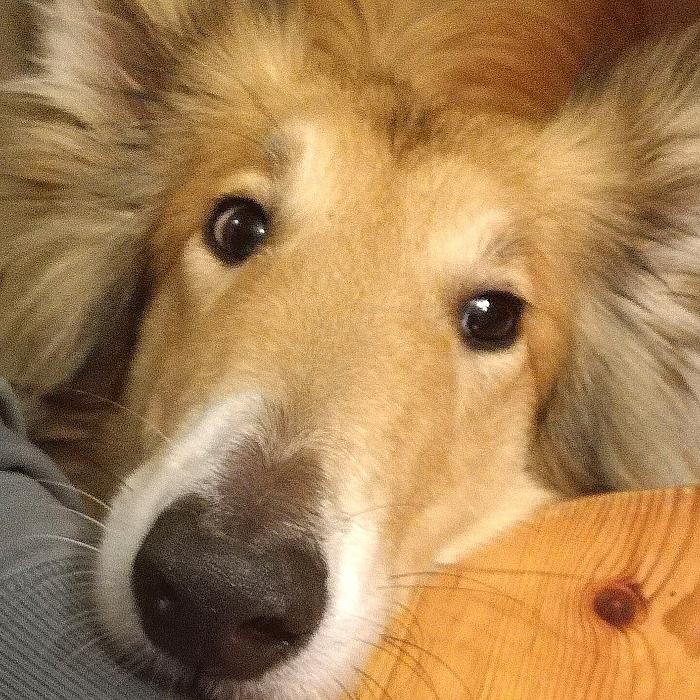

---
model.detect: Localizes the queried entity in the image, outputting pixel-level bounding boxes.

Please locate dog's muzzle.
[131,494,328,680]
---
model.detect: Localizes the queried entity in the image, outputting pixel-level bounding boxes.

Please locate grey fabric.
[0,379,175,699]
[0,379,26,435]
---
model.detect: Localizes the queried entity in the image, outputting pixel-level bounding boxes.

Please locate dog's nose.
[131,496,328,680]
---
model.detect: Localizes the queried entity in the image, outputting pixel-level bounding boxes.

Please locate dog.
[1,0,699,697]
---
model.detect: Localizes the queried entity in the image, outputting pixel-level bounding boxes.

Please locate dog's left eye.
[459,291,525,351]
[205,196,269,265]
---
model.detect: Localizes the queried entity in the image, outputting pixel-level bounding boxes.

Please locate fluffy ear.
[38,0,176,100]
[0,0,176,395]
[534,25,700,494]
[0,1,33,81]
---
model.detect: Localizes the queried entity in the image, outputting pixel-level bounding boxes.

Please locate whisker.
[330,674,359,700]
[388,570,461,580]
[378,607,420,645]
[355,637,441,700]
[380,582,532,614]
[345,501,425,521]
[346,609,419,648]
[62,610,104,631]
[389,600,425,644]
[66,630,113,663]
[381,635,471,697]
[64,387,171,446]
[461,565,586,581]
[389,566,585,582]
[65,508,107,530]
[380,580,555,638]
[351,665,393,700]
[37,479,112,512]
[385,571,539,615]
[383,579,577,659]
[22,534,100,554]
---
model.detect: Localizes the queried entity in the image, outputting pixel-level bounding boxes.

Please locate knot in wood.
[592,581,645,629]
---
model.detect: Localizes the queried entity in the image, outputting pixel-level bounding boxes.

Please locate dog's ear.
[0,0,179,396]
[533,26,700,494]
[39,0,171,97]
[0,0,283,402]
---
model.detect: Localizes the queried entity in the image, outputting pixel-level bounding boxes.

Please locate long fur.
[0,2,699,695]
[1,0,698,494]
[535,28,700,492]
[0,0,162,394]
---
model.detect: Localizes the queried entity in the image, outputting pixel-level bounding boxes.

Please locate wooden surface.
[358,488,700,700]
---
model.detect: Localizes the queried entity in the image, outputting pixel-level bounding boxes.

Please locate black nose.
[131,496,328,680]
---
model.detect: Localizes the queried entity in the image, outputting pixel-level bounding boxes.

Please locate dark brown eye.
[459,291,524,351]
[205,196,269,265]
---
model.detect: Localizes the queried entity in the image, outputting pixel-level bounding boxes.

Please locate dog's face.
[3,0,699,696]
[94,10,566,696]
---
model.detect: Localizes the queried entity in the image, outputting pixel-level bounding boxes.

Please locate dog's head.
[96,5,557,693]
[3,0,700,697]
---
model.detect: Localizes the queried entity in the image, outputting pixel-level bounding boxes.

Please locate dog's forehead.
[165,56,535,288]
[281,118,529,268]
[161,98,532,300]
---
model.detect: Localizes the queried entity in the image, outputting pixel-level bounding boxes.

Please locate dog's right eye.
[459,291,525,351]
[204,196,270,265]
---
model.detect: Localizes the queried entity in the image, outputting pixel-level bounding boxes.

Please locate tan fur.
[1,0,700,696]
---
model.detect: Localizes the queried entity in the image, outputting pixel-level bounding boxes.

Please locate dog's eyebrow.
[480,228,529,265]
[461,207,530,266]
[432,207,532,300]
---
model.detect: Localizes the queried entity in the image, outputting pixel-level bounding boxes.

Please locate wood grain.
[358,488,700,700]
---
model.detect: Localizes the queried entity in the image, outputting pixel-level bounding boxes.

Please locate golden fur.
[1,1,699,697]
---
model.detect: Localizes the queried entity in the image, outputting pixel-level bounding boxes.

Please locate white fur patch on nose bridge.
[97,392,268,651]
[97,389,388,698]
[110,391,268,532]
